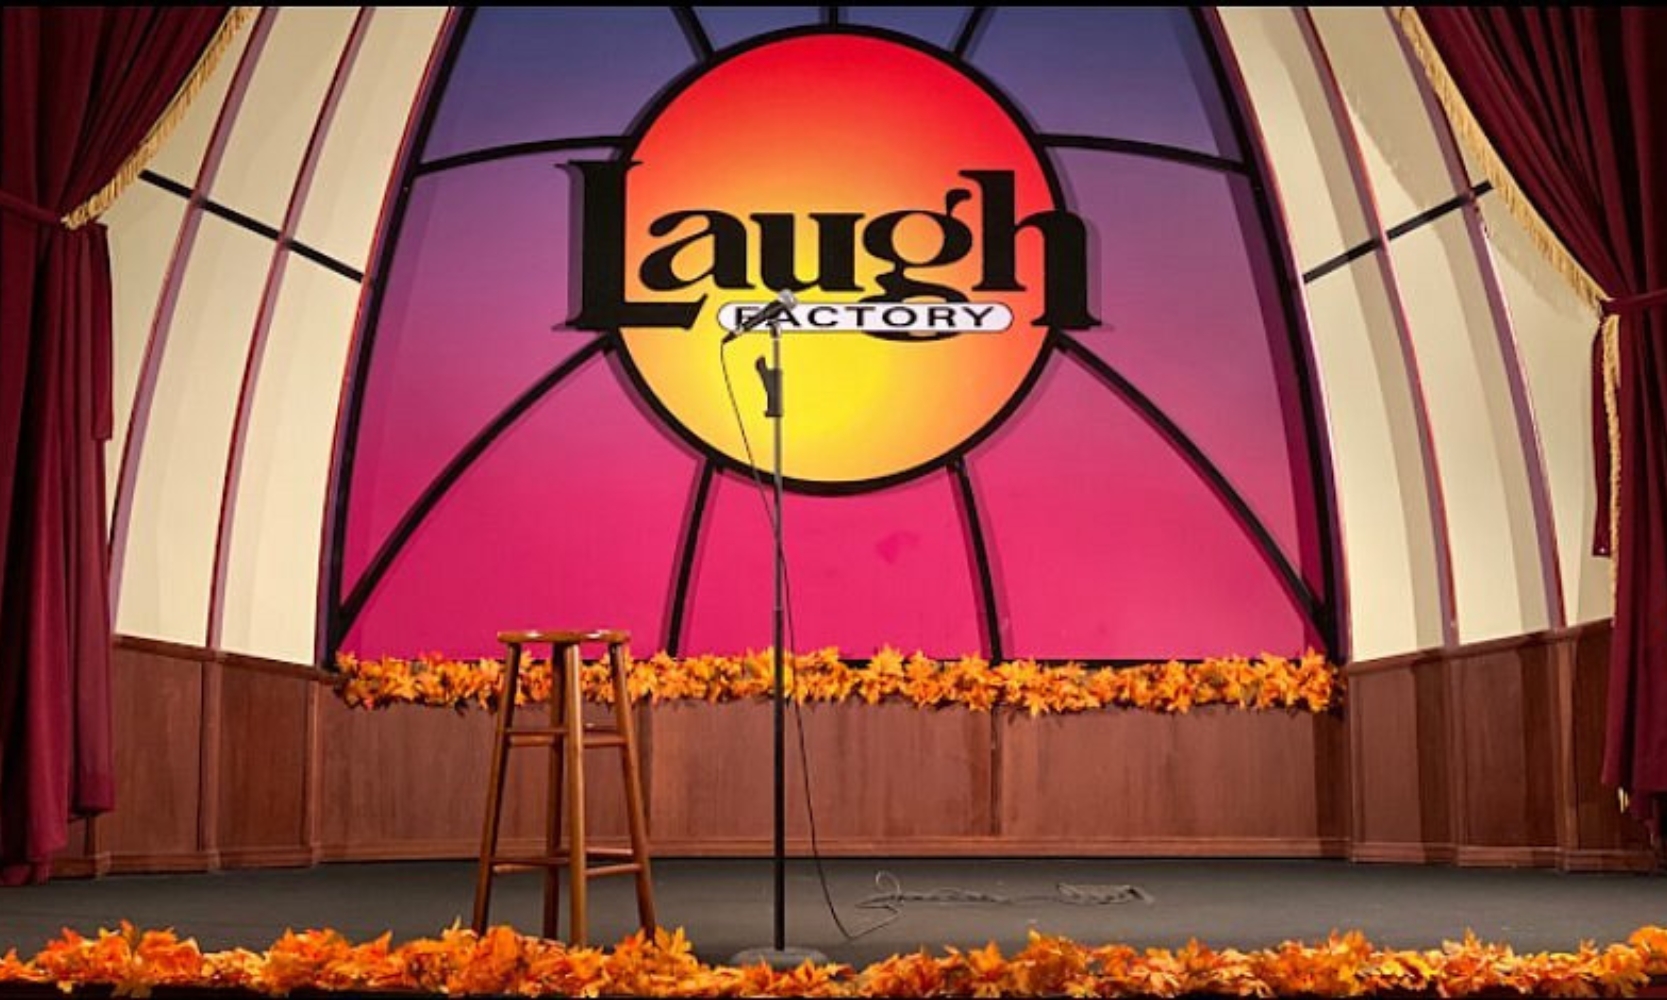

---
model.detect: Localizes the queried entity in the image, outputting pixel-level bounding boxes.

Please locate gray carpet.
[2,858,1664,968]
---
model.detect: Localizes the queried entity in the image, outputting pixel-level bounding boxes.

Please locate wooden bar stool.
[472,629,655,946]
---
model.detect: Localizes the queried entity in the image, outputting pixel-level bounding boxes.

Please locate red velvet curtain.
[0,6,229,884]
[1415,8,1667,833]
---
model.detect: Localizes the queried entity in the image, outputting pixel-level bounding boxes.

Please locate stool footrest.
[504,728,627,749]
[578,846,637,859]
[489,846,637,865]
[489,858,646,878]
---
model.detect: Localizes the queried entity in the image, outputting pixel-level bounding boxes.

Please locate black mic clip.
[755,356,782,418]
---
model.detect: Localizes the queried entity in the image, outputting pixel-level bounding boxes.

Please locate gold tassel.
[1390,7,1608,315]
[61,7,260,231]
[1603,313,1621,598]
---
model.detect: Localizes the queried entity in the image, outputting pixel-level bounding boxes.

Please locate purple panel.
[680,471,985,658]
[693,7,822,50]
[341,353,699,660]
[844,7,972,50]
[968,7,1239,159]
[969,355,1313,660]
[1056,149,1318,591]
[422,7,695,163]
[342,156,605,594]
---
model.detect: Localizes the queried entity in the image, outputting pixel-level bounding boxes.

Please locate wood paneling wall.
[1345,623,1654,870]
[51,624,1654,877]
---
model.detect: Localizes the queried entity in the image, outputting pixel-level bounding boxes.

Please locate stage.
[4,857,1666,979]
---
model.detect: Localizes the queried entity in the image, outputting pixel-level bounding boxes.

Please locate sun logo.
[571,30,1097,489]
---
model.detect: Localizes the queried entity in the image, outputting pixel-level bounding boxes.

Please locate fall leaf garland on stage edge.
[330,647,1343,715]
[2,922,1664,997]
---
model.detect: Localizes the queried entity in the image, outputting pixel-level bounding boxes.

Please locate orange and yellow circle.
[619,32,1055,487]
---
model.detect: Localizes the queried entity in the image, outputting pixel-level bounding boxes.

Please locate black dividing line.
[200,199,280,241]
[140,169,193,199]
[949,458,1004,664]
[952,7,989,60]
[413,136,628,177]
[335,336,613,639]
[665,458,717,657]
[824,7,840,26]
[1302,182,1493,284]
[1385,181,1494,240]
[140,169,364,282]
[1054,334,1326,637]
[1038,134,1247,175]
[1302,240,1378,284]
[139,168,276,238]
[289,240,364,283]
[674,6,715,61]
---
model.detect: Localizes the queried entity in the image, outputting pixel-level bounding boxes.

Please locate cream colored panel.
[115,216,270,643]
[1389,10,1491,189]
[1450,117,1490,189]
[1302,259,1444,659]
[1217,7,1371,274]
[220,259,361,664]
[1479,196,1611,624]
[1389,215,1549,643]
[148,14,256,184]
[1309,7,1463,229]
[103,185,188,527]
[209,7,358,228]
[295,7,446,270]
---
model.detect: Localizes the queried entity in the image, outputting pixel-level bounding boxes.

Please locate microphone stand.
[730,313,828,971]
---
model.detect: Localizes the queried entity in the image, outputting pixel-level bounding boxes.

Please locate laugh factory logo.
[571,31,1097,489]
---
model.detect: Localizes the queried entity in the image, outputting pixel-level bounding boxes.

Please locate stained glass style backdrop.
[330,6,1336,662]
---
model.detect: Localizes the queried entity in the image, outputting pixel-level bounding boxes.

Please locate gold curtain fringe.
[1390,7,1608,314]
[61,6,259,231]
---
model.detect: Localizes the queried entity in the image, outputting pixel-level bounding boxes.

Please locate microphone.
[723,289,798,343]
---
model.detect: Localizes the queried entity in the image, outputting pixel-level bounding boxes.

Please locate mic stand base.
[730,945,831,971]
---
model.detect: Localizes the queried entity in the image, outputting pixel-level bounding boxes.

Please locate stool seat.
[497,628,630,645]
[472,630,655,946]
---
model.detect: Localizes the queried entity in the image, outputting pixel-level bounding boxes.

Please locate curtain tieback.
[1602,288,1667,317]
[0,188,62,227]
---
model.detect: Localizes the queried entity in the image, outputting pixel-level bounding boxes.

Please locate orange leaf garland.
[337,647,1346,717]
[8,923,1667,997]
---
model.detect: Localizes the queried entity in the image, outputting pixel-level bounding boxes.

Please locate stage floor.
[3,857,1665,968]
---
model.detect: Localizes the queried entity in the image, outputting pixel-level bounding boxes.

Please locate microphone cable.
[854,871,1153,917]
[717,334,1153,939]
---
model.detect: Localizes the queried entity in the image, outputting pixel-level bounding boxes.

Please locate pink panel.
[341,353,700,659]
[342,154,606,593]
[1055,150,1312,583]
[970,354,1312,660]
[680,471,985,659]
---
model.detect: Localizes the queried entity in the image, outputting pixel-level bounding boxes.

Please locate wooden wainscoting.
[647,700,997,855]
[49,625,1654,877]
[1345,621,1654,870]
